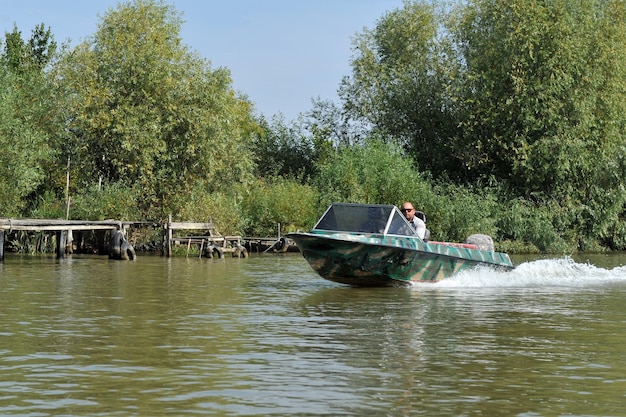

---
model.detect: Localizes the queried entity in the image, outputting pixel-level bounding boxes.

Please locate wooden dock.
[162,215,299,257]
[0,218,135,261]
[163,215,247,258]
[0,216,298,261]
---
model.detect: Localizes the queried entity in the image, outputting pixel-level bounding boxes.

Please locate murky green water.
[1,252,626,416]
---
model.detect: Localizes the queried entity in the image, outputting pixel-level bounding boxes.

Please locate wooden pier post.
[56,230,66,259]
[0,230,4,261]
[164,214,173,257]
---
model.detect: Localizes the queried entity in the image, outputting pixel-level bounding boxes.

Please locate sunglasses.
[401,208,414,212]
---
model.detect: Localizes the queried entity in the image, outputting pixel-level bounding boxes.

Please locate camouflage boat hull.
[287,232,514,287]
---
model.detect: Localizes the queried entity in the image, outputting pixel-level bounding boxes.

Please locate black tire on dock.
[213,246,225,259]
[121,240,136,260]
[233,243,248,258]
[109,230,136,260]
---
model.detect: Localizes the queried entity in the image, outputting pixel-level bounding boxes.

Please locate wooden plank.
[0,218,130,225]
[0,218,136,232]
[166,222,216,230]
[172,237,225,243]
[0,225,118,231]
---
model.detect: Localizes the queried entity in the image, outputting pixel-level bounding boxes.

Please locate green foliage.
[3,0,626,254]
[495,198,574,253]
[575,176,626,251]
[253,115,317,179]
[176,187,243,236]
[302,98,371,148]
[326,0,626,252]
[28,190,67,219]
[71,182,141,221]
[0,24,58,217]
[453,0,626,201]
[52,0,256,217]
[424,182,499,243]
[314,137,426,206]
[339,1,458,173]
[241,177,321,237]
[0,66,52,216]
[8,231,56,254]
[1,23,57,71]
[341,0,626,199]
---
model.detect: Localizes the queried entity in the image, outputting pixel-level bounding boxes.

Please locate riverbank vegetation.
[2,0,626,254]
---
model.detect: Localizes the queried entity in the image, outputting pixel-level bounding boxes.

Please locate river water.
[1,252,626,416]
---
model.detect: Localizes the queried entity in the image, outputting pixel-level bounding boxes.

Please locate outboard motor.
[465,234,495,252]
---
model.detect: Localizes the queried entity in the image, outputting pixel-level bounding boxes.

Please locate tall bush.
[241,177,321,237]
[314,137,427,207]
[176,186,243,236]
[71,182,141,221]
[424,183,499,243]
[495,198,575,253]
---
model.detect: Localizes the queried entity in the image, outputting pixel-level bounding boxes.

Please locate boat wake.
[412,256,626,289]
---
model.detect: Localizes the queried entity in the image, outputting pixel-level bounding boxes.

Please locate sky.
[2,0,405,121]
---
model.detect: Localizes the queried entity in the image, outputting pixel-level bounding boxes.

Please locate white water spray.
[412,256,626,289]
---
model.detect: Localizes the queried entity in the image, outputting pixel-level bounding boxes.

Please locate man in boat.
[401,202,429,240]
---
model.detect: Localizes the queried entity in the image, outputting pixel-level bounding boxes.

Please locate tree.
[341,0,626,192]
[303,98,369,147]
[0,66,52,216]
[454,0,626,198]
[52,0,256,218]
[2,23,57,72]
[252,114,317,179]
[0,24,57,216]
[339,1,459,174]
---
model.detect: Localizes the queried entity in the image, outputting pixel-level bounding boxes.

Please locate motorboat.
[286,203,514,287]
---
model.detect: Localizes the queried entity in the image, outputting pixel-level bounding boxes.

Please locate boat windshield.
[313,203,418,237]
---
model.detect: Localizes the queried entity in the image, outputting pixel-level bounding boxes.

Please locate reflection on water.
[1,253,626,416]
